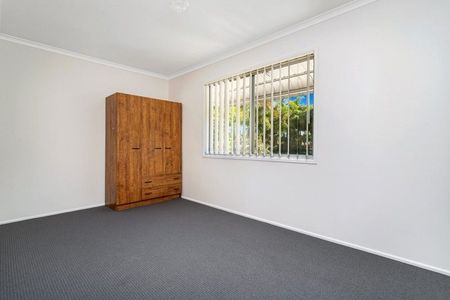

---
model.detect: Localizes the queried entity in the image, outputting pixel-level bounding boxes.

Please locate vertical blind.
[205,53,314,160]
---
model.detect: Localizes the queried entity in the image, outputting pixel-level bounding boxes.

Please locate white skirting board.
[0,203,104,225]
[182,195,450,277]
[1,196,448,277]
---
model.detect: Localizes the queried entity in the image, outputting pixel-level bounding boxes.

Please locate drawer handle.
[144,181,153,183]
[155,147,162,150]
[131,147,140,150]
[165,147,172,149]
[172,177,180,180]
[144,192,153,195]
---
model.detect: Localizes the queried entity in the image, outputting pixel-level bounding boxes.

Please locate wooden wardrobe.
[105,93,182,210]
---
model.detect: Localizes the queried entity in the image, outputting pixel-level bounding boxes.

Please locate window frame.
[202,50,318,165]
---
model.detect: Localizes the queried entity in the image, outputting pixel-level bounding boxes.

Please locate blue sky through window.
[282,92,314,105]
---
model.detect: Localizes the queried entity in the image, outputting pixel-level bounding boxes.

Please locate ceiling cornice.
[0,33,169,80]
[167,0,378,80]
[0,0,377,81]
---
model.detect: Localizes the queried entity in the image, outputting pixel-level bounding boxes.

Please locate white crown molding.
[0,0,377,81]
[0,33,169,80]
[182,195,450,277]
[167,0,378,79]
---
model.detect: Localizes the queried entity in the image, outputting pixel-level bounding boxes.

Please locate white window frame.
[203,51,318,165]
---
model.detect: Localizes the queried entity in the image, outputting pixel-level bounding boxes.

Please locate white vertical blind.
[230,78,236,154]
[254,69,259,155]
[236,76,241,154]
[242,75,247,156]
[214,83,219,154]
[209,83,215,154]
[278,62,282,158]
[205,53,314,160]
[305,55,311,159]
[224,80,230,154]
[219,81,224,154]
[270,65,274,157]
[287,63,291,158]
[263,67,267,157]
[205,85,210,154]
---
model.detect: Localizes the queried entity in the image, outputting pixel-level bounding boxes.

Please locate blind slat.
[225,80,229,154]
[254,70,258,156]
[278,62,282,158]
[305,55,311,159]
[206,85,210,154]
[236,76,241,154]
[214,83,219,154]
[263,67,266,157]
[270,65,274,157]
[209,84,214,154]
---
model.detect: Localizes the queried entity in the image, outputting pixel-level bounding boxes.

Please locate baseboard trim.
[182,195,450,277]
[0,203,104,225]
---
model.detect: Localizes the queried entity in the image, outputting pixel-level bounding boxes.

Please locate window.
[205,53,314,162]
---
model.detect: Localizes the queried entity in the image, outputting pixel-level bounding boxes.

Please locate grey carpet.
[1,199,449,300]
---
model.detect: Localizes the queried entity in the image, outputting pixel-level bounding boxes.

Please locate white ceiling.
[0,0,359,78]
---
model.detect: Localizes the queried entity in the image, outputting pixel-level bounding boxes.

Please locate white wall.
[0,39,168,223]
[169,0,450,273]
[1,0,449,276]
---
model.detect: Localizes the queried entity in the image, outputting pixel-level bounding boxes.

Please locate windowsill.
[202,154,317,165]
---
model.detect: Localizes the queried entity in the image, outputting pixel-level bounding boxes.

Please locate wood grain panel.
[116,94,142,204]
[141,100,152,178]
[142,173,181,188]
[141,186,166,200]
[164,102,182,175]
[151,100,165,176]
[109,194,180,211]
[105,94,117,206]
[164,183,181,196]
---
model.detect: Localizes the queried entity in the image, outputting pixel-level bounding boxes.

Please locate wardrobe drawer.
[141,187,166,200]
[165,184,181,196]
[142,174,181,188]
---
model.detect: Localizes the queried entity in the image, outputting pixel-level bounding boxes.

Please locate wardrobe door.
[141,100,152,179]
[142,100,164,178]
[116,94,142,204]
[164,102,182,175]
[151,100,166,176]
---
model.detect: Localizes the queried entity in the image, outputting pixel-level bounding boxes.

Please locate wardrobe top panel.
[107,92,181,105]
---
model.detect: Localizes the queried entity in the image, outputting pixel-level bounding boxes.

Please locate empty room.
[1,0,449,299]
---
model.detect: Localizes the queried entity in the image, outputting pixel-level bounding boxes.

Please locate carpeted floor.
[1,199,449,299]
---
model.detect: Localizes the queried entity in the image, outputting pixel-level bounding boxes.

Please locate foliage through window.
[205,53,314,161]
